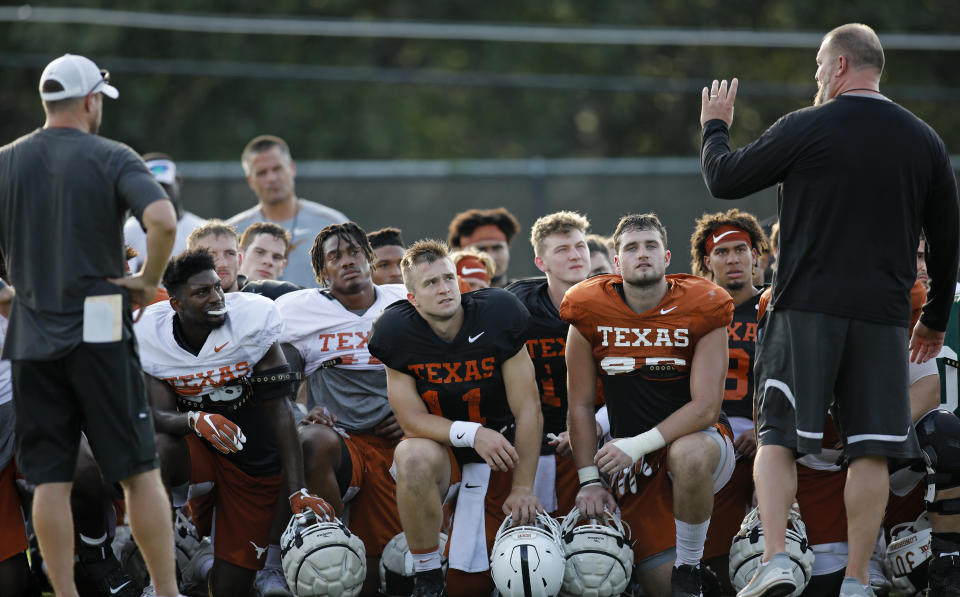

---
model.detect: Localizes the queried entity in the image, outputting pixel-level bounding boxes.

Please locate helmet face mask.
[280,511,367,597]
[729,505,814,597]
[558,507,634,597]
[378,532,449,597]
[490,512,566,597]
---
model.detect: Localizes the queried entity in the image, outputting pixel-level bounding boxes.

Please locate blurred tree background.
[1,1,957,277]
[2,1,958,160]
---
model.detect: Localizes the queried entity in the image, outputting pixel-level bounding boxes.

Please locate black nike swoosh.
[456,432,465,439]
[465,483,481,489]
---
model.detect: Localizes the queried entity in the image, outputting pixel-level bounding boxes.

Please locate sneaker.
[672,564,704,597]
[254,566,292,597]
[928,554,960,597]
[112,524,150,592]
[140,584,156,597]
[735,552,796,597]
[179,539,214,597]
[839,577,875,597]
[412,569,447,597]
[77,539,140,597]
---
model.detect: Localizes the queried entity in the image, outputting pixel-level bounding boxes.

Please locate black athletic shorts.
[754,308,920,461]
[12,338,158,484]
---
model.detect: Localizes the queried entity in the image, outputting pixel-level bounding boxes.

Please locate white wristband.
[612,428,666,464]
[577,465,601,485]
[449,421,482,448]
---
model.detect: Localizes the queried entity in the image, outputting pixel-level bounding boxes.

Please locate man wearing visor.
[125,154,207,273]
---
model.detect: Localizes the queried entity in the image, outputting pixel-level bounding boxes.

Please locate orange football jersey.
[560,274,733,437]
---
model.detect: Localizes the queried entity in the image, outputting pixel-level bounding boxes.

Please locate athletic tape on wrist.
[578,465,601,485]
[612,428,666,463]
[449,421,482,448]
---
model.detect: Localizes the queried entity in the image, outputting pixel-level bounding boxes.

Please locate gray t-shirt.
[227,199,348,288]
[0,128,166,360]
[306,367,392,432]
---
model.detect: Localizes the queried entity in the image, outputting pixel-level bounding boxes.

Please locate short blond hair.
[401,239,451,292]
[450,248,495,277]
[529,211,590,256]
[186,219,238,249]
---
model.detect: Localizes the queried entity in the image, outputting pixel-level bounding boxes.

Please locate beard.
[814,76,831,106]
[623,268,663,289]
[724,280,746,293]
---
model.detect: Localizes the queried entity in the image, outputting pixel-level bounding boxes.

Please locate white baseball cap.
[39,54,118,101]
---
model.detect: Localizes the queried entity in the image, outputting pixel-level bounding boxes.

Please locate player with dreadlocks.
[274,222,409,596]
[690,208,770,591]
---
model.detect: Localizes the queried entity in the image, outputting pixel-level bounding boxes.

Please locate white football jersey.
[276,284,407,375]
[135,292,282,405]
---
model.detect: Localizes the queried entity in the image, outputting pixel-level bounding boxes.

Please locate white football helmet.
[885,513,932,597]
[729,504,814,597]
[490,512,566,597]
[558,507,634,597]
[280,511,366,597]
[378,532,449,597]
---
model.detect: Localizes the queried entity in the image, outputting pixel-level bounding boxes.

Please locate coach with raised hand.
[699,24,959,597]
[0,54,180,597]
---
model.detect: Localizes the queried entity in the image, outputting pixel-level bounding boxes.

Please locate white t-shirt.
[124,211,207,272]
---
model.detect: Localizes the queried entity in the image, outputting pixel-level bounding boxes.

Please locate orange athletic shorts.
[554,451,580,516]
[0,460,27,562]
[342,432,402,557]
[884,480,925,536]
[796,464,847,545]
[704,455,754,560]
[617,422,735,562]
[186,435,282,570]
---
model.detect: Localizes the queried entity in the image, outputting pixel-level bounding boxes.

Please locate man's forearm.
[655,399,720,444]
[510,404,543,489]
[140,200,177,283]
[153,409,190,436]
[567,402,599,469]
[268,398,307,495]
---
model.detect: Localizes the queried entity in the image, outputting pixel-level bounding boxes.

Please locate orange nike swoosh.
[214,342,229,352]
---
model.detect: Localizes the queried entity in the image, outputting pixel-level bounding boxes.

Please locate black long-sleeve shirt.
[702,95,959,330]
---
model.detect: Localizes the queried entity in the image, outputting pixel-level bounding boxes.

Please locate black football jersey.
[368,288,530,464]
[506,278,571,450]
[722,292,762,420]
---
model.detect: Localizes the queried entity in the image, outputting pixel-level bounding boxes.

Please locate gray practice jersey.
[306,367,390,432]
[275,284,408,431]
[227,199,348,288]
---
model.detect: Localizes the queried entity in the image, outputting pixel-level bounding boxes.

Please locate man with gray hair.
[700,23,959,597]
[0,54,180,597]
[228,135,348,288]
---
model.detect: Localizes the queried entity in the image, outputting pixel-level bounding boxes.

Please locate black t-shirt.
[702,95,959,330]
[722,292,763,421]
[368,287,529,464]
[0,128,166,359]
[505,278,570,450]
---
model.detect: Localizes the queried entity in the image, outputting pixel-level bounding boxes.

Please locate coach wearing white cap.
[0,54,181,597]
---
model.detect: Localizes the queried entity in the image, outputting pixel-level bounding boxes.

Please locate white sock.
[265,544,282,569]
[675,518,710,567]
[412,548,441,572]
